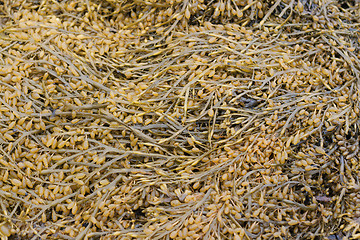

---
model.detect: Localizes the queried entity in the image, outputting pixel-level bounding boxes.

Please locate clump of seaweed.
[0,0,359,239]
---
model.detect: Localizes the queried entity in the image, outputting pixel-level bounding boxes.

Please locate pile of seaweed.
[0,0,359,239]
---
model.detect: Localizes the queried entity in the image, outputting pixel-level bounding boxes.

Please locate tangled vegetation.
[0,0,359,239]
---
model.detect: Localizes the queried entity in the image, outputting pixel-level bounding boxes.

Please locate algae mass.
[0,0,359,239]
